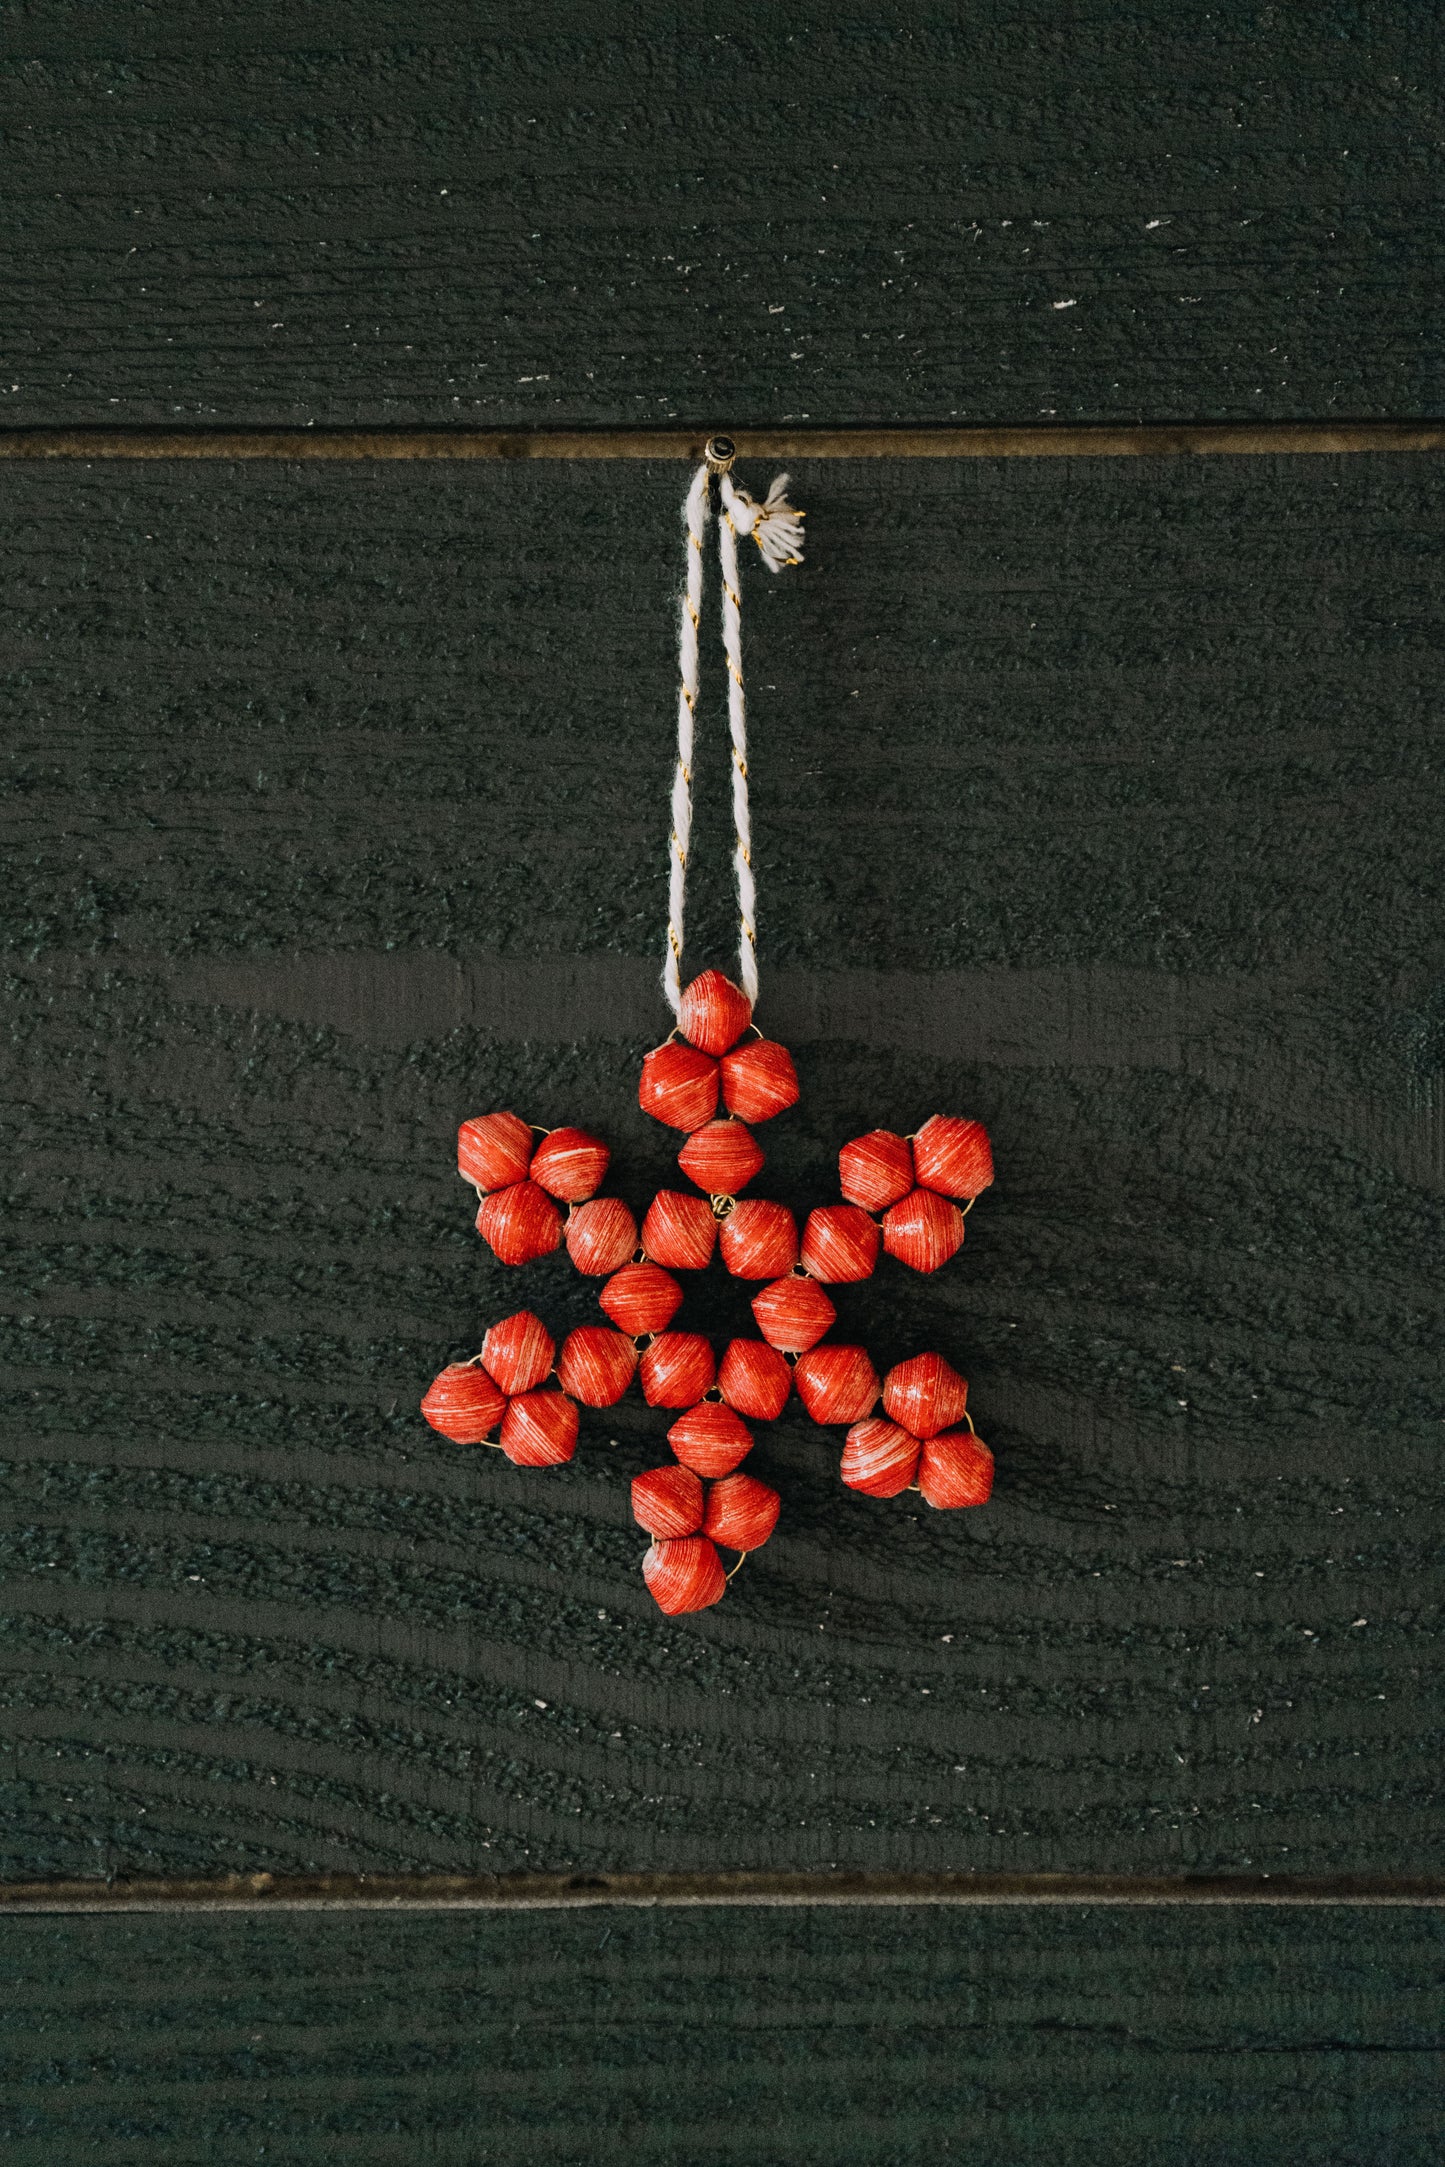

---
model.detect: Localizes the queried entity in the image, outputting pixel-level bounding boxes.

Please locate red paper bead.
[632,1463,705,1539]
[480,1310,554,1396]
[912,1114,995,1202]
[640,1331,716,1408]
[793,1343,880,1426]
[720,1038,800,1124]
[529,1126,609,1202]
[840,1416,921,1498]
[800,1204,880,1284]
[881,1187,965,1274]
[678,1119,765,1196]
[638,1042,719,1132]
[476,1180,563,1266]
[719,1197,799,1279]
[704,1471,781,1551]
[642,1535,726,1614]
[458,1110,535,1193]
[565,1196,638,1276]
[557,1325,637,1407]
[641,1188,718,1271]
[838,1129,915,1212]
[598,1262,684,1336]
[420,1362,506,1444]
[882,1351,969,1439]
[679,969,753,1056]
[717,1338,793,1422]
[918,1428,994,1509]
[752,1273,836,1353]
[499,1389,579,1467]
[667,1399,755,1477]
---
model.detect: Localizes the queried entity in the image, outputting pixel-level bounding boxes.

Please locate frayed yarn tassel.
[721,473,806,573]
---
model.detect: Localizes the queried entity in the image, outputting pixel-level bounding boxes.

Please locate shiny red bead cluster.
[422,969,996,1617]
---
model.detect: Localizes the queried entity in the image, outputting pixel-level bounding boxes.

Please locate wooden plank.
[1,2,1441,428]
[1,452,1442,1881]
[2,1907,1442,2164]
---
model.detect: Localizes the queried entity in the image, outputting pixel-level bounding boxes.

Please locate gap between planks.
[4,1874,1445,1915]
[1,422,1444,463]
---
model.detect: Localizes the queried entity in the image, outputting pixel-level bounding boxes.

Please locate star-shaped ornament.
[423,968,995,1615]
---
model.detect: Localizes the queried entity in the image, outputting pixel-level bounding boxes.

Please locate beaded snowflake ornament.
[422,441,995,1616]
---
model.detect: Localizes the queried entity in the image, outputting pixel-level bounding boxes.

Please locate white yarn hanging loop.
[662,447,804,1018]
[717,481,758,1004]
[664,463,710,1019]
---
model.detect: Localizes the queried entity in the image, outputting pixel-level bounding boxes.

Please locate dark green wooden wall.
[2,3,1444,2158]
[4,1906,1444,2165]
[3,1,1444,429]
[4,452,1442,1879]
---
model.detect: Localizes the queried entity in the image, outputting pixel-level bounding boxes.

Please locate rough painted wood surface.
[2,1,1442,428]
[3,1906,1443,2164]
[2,453,1443,1878]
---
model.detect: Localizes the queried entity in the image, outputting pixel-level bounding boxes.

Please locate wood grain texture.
[3,1906,1443,2164]
[1,0,1442,428]
[2,453,1443,1879]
